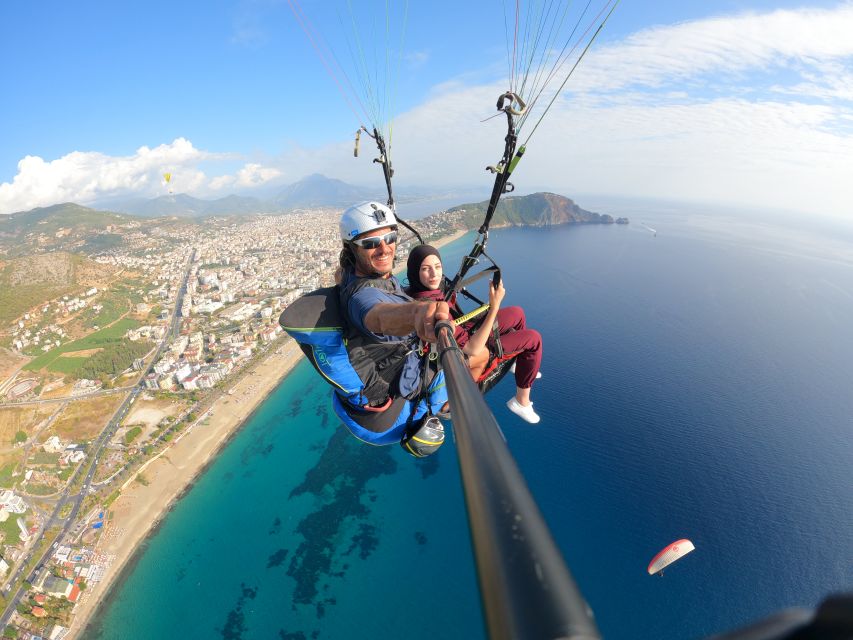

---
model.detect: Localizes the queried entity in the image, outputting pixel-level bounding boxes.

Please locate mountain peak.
[274,174,378,208]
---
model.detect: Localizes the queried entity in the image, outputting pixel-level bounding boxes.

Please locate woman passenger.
[405,244,543,424]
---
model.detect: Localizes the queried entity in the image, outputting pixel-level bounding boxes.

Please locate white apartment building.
[0,490,28,514]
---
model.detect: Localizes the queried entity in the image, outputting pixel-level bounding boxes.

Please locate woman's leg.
[499,328,542,405]
[496,306,526,334]
[466,348,489,381]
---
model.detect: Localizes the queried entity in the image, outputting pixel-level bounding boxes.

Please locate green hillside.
[448,192,618,228]
[0,203,135,257]
[0,253,84,325]
[0,202,131,235]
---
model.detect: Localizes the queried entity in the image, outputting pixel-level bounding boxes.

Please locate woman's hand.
[488,279,506,309]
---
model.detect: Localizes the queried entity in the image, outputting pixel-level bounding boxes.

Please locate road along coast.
[68,339,304,638]
[68,230,466,637]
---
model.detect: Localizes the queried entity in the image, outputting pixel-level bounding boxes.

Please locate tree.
[12,431,27,445]
[2,625,18,639]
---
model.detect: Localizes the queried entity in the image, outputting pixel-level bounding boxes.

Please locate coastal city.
[2,2,850,637]
[0,205,462,639]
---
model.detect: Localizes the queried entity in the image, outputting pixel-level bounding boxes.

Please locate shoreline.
[67,339,304,638]
[66,230,467,637]
[430,229,467,250]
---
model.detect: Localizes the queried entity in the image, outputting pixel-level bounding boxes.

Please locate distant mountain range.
[0,185,626,259]
[86,174,382,218]
[103,193,272,218]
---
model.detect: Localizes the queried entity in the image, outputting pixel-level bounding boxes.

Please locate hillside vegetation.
[0,203,138,256]
[25,318,142,372]
[0,253,80,325]
[448,192,622,228]
[0,252,115,325]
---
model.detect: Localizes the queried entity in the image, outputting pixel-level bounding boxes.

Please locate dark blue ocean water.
[87,206,853,639]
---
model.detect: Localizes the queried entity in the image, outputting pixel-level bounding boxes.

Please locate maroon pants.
[492,306,542,389]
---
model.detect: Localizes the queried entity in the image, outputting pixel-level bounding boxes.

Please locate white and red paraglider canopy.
[648,539,695,575]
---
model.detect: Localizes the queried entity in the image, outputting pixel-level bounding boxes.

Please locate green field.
[78,278,147,329]
[0,514,22,545]
[0,462,17,489]
[31,451,60,466]
[26,318,141,371]
[47,357,89,375]
[81,294,128,330]
[125,426,142,445]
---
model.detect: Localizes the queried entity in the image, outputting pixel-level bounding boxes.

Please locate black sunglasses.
[350,230,398,249]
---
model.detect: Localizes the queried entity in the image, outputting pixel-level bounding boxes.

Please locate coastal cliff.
[446,192,628,229]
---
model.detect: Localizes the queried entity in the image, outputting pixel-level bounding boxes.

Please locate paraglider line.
[286,0,370,126]
[519,0,605,132]
[522,0,621,146]
[511,0,520,93]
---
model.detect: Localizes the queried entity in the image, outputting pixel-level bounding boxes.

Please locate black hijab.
[406,244,442,293]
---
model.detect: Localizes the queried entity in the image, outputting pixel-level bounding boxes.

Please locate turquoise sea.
[86,203,853,639]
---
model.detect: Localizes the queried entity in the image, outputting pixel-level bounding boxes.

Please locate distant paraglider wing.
[647,539,695,575]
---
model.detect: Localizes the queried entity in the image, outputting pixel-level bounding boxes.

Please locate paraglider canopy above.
[648,539,695,575]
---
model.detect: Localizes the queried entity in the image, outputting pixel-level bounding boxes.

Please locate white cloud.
[0,139,283,214]
[208,163,283,191]
[569,4,853,94]
[375,85,851,216]
[235,162,283,187]
[3,4,853,220]
[373,4,853,219]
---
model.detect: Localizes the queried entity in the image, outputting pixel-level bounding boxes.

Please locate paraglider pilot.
[333,201,450,456]
[339,202,451,346]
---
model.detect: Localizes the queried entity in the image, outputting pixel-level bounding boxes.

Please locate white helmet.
[339,201,397,241]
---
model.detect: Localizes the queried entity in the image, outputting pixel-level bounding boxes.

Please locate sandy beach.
[431,229,467,249]
[68,339,304,637]
[66,230,467,637]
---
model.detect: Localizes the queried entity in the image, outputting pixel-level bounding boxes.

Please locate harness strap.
[454,304,490,326]
[492,321,505,359]
[458,265,499,290]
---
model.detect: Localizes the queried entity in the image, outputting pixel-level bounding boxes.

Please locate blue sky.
[2,1,851,218]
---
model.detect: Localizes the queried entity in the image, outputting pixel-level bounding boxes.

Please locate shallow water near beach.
[87,205,853,639]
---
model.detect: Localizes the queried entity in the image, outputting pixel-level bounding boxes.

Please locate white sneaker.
[509,362,542,379]
[506,397,540,424]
